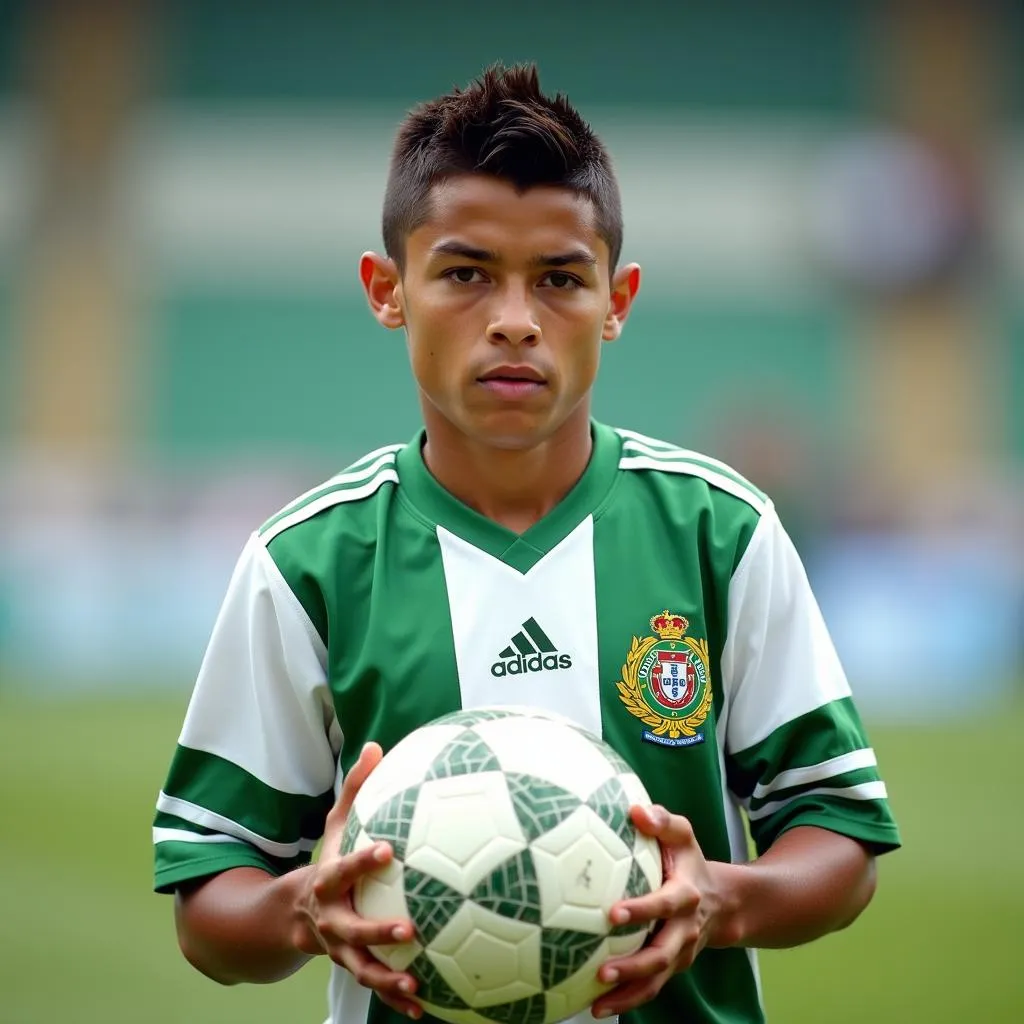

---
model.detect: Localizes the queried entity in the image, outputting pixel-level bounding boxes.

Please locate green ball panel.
[426,729,502,781]
[539,928,607,989]
[585,777,636,848]
[504,773,582,843]
[476,992,547,1024]
[403,866,467,946]
[468,849,542,926]
[408,950,470,1010]
[363,784,421,861]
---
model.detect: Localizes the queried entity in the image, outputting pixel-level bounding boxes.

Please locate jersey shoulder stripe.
[614,427,768,514]
[258,443,404,543]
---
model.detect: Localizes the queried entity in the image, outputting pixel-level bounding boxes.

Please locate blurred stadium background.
[0,1,1022,1021]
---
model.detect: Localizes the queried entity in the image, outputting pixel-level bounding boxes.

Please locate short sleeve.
[153,533,342,893]
[721,505,901,856]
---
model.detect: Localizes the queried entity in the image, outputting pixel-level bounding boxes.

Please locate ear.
[603,263,641,341]
[359,252,405,329]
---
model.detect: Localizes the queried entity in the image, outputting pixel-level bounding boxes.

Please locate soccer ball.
[340,706,663,1024]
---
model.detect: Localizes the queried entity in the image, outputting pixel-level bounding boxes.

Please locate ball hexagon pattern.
[341,706,663,1024]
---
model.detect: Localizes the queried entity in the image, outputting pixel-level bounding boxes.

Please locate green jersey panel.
[266,474,464,776]
[591,447,767,1024]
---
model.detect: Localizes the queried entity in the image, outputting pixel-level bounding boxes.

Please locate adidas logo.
[490,617,572,677]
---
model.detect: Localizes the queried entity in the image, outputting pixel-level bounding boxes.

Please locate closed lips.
[478,366,546,383]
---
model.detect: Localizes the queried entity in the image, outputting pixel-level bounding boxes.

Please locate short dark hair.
[381,63,623,271]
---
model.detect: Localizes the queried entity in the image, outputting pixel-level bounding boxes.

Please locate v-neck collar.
[396,421,621,572]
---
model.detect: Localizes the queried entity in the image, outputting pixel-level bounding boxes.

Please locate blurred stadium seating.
[0,1,1021,707]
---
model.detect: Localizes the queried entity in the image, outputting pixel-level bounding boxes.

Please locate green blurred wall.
[159,2,870,112]
[1,0,1022,463]
[150,291,843,465]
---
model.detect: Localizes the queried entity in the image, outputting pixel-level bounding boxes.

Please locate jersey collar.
[396,421,621,571]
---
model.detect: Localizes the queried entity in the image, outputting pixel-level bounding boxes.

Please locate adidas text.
[491,653,573,677]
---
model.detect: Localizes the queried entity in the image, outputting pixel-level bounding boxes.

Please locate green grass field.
[1,691,1022,1023]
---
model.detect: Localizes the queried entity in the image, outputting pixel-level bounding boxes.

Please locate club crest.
[616,610,713,748]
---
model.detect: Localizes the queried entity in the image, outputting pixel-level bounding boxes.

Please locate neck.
[421,407,594,535]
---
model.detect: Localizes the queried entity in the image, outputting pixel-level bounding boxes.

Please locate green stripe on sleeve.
[728,697,870,797]
[726,697,901,855]
[160,744,335,846]
[154,839,310,894]
[747,765,883,816]
[746,794,902,856]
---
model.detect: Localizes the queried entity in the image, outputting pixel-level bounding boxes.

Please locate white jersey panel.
[328,972,371,1024]
[436,517,604,740]
[329,519,606,1024]
[721,503,852,753]
[176,532,340,797]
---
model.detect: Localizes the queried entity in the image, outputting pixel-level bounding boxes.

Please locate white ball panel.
[353,857,421,971]
[618,770,656,807]
[531,808,631,931]
[427,902,542,1006]
[633,833,665,892]
[531,805,631,861]
[404,772,526,891]
[347,825,374,854]
[369,936,423,973]
[532,851,607,932]
[354,723,465,817]
[472,717,615,797]
[354,853,405,920]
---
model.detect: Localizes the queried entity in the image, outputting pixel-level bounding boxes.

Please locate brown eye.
[448,267,483,284]
[543,271,580,290]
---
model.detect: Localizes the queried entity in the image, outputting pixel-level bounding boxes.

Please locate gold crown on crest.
[651,610,688,640]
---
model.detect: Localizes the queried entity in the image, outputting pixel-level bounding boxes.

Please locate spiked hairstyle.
[381,63,623,271]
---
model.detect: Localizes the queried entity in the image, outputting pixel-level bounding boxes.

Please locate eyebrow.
[430,241,497,262]
[428,240,598,269]
[535,248,598,269]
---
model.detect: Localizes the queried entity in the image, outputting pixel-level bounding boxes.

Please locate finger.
[332,943,421,1017]
[327,742,385,829]
[379,994,424,1021]
[598,918,686,987]
[609,874,701,929]
[630,804,696,846]
[591,968,669,1020]
[314,838,395,901]
[311,846,416,948]
[327,899,417,949]
[608,807,700,928]
[591,924,683,1019]
[316,905,416,950]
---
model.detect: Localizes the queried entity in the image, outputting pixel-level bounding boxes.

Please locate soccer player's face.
[365,176,639,451]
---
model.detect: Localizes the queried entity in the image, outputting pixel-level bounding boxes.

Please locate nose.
[486,282,540,346]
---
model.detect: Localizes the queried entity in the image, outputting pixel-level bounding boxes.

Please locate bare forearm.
[174,866,317,985]
[709,826,877,949]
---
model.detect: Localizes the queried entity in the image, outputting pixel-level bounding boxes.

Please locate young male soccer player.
[154,64,900,1024]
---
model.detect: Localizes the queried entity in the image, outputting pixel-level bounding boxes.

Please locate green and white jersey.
[154,422,900,1024]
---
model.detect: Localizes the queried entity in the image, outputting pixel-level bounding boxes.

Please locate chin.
[480,433,541,451]
[461,401,592,452]
[466,415,554,452]
[466,423,539,450]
